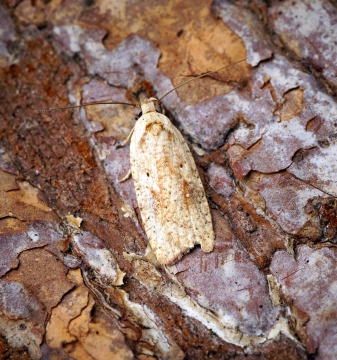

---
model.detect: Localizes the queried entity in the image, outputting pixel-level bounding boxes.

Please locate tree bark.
[0,0,336,359]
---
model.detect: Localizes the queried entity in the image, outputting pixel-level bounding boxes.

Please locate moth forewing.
[130,98,214,265]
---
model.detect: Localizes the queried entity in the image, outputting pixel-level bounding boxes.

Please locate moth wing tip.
[199,233,215,253]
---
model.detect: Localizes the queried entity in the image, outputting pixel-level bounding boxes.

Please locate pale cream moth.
[121,97,214,265]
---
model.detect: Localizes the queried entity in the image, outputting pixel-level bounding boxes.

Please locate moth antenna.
[36,101,139,113]
[157,57,247,102]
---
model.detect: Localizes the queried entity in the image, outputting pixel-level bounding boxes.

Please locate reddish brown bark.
[0,0,336,359]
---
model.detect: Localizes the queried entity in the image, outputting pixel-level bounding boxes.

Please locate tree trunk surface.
[0,0,337,359]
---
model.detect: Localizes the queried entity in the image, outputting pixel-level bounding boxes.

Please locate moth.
[120,97,214,265]
[40,59,245,265]
[119,60,244,264]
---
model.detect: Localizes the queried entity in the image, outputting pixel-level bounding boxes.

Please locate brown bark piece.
[0,221,67,276]
[44,269,134,360]
[3,248,74,311]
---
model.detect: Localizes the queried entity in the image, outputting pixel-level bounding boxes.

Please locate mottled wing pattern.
[130,111,214,265]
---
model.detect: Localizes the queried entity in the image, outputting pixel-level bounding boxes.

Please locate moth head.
[139,97,158,115]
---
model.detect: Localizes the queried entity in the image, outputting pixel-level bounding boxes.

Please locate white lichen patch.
[119,289,183,359]
[72,233,125,286]
[127,257,295,348]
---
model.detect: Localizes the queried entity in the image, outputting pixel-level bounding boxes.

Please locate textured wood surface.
[0,0,337,359]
